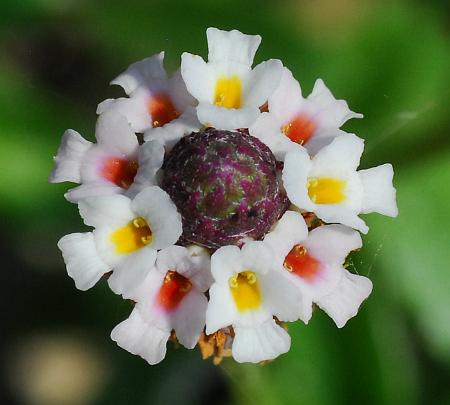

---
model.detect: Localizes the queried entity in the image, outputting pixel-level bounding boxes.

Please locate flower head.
[58,187,182,296]
[282,134,398,233]
[181,27,283,130]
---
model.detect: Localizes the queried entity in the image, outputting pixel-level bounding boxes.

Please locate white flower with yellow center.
[49,111,164,202]
[181,27,283,130]
[264,211,372,327]
[111,245,212,365]
[57,186,182,296]
[206,241,301,363]
[249,67,362,159]
[282,134,398,233]
[97,52,200,149]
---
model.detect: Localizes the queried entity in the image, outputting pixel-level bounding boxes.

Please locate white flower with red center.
[57,187,182,296]
[49,111,164,202]
[111,245,212,365]
[249,67,362,159]
[264,211,372,327]
[97,52,200,149]
[206,241,302,363]
[181,27,283,130]
[282,133,398,234]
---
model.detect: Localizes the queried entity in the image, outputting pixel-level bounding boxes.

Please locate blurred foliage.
[1,0,449,404]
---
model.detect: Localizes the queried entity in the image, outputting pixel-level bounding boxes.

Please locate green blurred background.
[1,0,449,404]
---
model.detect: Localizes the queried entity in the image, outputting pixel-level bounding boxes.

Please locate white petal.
[97,95,151,133]
[305,224,362,266]
[206,27,261,66]
[65,182,123,203]
[282,146,315,211]
[359,163,398,217]
[314,205,369,234]
[317,271,372,328]
[181,53,215,102]
[111,52,167,95]
[57,233,109,290]
[126,140,165,197]
[312,133,364,173]
[107,247,157,297]
[111,308,170,365]
[196,102,260,130]
[241,241,274,276]
[260,270,309,323]
[268,67,304,123]
[95,111,138,155]
[78,194,134,228]
[172,290,208,349]
[167,68,197,112]
[210,245,243,283]
[307,78,363,129]
[143,106,201,150]
[243,59,283,108]
[232,319,290,363]
[263,210,308,265]
[249,112,296,161]
[303,128,348,156]
[131,186,182,249]
[205,283,237,334]
[49,130,92,183]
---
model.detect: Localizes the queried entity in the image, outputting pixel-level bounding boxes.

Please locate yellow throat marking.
[111,217,152,254]
[229,271,261,312]
[307,177,346,204]
[214,75,242,109]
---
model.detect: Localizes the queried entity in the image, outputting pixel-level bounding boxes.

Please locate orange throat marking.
[101,157,138,188]
[283,244,321,281]
[281,114,316,145]
[156,271,192,312]
[148,93,180,127]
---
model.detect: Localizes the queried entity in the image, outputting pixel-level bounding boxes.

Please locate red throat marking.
[283,114,316,145]
[101,158,138,188]
[157,271,192,312]
[148,94,180,127]
[283,244,321,281]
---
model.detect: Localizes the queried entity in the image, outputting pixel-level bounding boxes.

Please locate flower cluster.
[50,28,398,364]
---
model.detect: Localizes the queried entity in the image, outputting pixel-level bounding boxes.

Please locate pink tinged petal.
[243,59,284,108]
[312,133,364,173]
[57,233,109,291]
[241,241,274,276]
[126,141,165,198]
[111,52,167,95]
[260,270,309,323]
[263,210,308,265]
[316,271,373,328]
[181,53,216,102]
[172,290,208,349]
[143,106,201,150]
[49,129,92,183]
[249,112,296,161]
[305,224,362,266]
[307,78,363,129]
[206,27,261,66]
[95,111,138,156]
[78,194,134,228]
[232,319,291,363]
[107,247,157,298]
[97,96,151,133]
[359,163,398,217]
[205,284,238,334]
[64,182,122,203]
[282,146,315,212]
[268,67,304,123]
[131,186,183,250]
[111,308,170,365]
